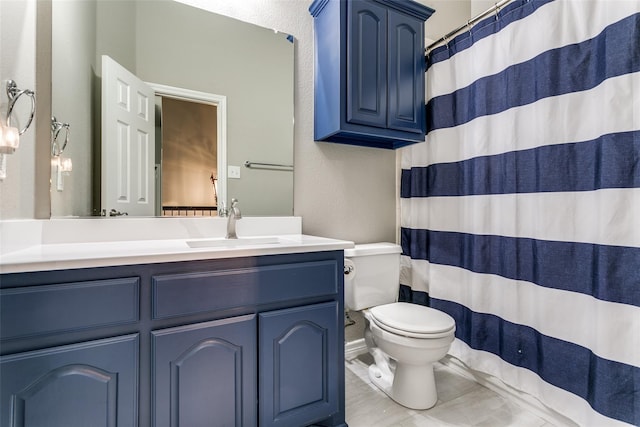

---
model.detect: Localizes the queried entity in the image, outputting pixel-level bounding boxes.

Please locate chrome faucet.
[226,198,242,239]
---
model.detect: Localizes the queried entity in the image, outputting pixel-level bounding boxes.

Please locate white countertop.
[0,217,354,274]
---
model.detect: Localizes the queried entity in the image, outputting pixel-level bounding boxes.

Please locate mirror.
[50,0,294,218]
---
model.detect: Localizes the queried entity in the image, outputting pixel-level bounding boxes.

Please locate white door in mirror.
[101,55,156,216]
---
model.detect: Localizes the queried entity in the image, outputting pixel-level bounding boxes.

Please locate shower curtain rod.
[426,0,513,52]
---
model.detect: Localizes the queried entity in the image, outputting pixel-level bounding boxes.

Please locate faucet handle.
[218,201,228,217]
[231,198,241,219]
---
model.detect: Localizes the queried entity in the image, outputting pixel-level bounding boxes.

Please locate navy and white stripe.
[400,0,640,425]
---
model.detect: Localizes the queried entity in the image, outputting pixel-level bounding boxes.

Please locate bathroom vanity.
[0,218,352,427]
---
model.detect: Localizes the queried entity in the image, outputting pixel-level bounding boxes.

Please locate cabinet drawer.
[152,260,338,319]
[0,278,140,340]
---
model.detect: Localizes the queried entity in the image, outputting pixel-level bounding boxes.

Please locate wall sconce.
[0,80,36,179]
[51,116,72,191]
[2,80,36,151]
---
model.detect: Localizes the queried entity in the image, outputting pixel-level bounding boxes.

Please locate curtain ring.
[6,80,36,136]
[494,3,500,20]
[51,116,70,157]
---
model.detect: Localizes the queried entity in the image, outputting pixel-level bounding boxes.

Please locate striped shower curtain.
[399,0,639,425]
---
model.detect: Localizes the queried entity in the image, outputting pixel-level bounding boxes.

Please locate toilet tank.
[344,243,402,311]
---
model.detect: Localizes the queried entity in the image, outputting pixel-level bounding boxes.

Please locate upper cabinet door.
[387,9,425,134]
[347,1,388,128]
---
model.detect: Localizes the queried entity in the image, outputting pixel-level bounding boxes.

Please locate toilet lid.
[370,302,455,336]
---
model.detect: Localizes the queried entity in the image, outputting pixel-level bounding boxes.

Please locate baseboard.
[345,338,368,361]
[440,355,578,427]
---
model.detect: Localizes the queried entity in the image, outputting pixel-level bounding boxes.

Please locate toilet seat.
[369,302,455,339]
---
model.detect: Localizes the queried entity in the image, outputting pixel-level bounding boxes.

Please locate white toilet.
[344,243,456,410]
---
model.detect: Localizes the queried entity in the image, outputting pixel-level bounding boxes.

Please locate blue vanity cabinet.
[0,250,347,427]
[0,335,139,427]
[259,301,340,427]
[0,276,140,427]
[152,315,257,427]
[310,0,434,149]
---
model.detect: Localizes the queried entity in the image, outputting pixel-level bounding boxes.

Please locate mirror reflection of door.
[158,97,218,216]
[101,55,155,217]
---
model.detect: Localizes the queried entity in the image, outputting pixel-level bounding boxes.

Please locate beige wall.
[422,0,472,43]
[472,0,499,17]
[161,99,218,208]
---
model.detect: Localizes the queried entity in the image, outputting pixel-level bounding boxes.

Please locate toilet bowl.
[364,303,455,409]
[344,243,456,410]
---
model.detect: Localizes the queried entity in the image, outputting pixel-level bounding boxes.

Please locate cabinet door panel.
[152,315,256,427]
[259,302,339,427]
[347,1,387,128]
[388,9,424,134]
[0,334,138,427]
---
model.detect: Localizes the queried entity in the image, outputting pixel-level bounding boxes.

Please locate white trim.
[146,82,227,210]
[345,338,368,361]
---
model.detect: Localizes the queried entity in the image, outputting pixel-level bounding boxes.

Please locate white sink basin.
[186,236,282,249]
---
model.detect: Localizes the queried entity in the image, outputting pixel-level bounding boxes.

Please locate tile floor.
[345,353,558,427]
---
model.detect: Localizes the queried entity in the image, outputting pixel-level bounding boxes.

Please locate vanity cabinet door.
[259,302,340,427]
[0,334,139,427]
[151,314,256,427]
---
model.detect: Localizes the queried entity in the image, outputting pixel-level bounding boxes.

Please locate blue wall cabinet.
[0,251,346,427]
[310,0,434,149]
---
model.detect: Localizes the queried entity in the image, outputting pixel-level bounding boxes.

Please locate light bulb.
[0,124,20,154]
